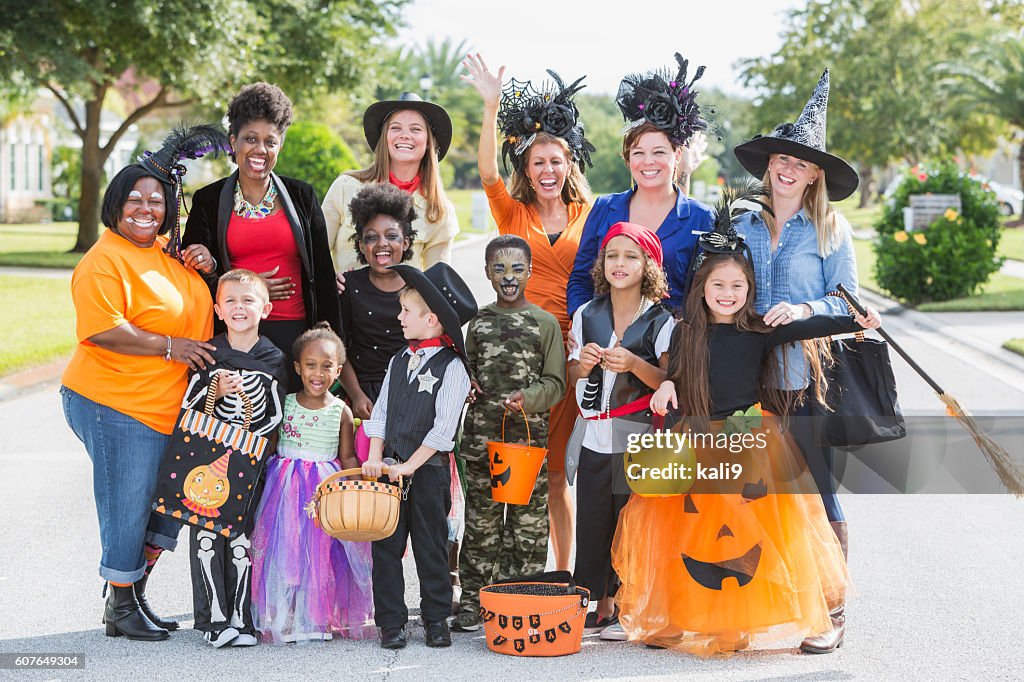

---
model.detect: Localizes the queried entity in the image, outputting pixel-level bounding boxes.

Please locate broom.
[836,284,1024,496]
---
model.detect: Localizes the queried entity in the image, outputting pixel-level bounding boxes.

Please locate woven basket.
[309,467,401,542]
[479,574,590,657]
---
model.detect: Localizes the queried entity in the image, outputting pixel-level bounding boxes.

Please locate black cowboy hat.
[390,262,477,355]
[733,70,859,201]
[362,92,453,161]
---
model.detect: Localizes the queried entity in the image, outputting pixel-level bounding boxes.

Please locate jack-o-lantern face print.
[679,480,768,590]
[182,464,231,516]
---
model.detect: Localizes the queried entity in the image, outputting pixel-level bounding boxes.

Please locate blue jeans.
[61,386,181,583]
[789,397,845,522]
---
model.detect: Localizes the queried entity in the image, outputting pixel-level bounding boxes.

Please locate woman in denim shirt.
[733,69,864,655]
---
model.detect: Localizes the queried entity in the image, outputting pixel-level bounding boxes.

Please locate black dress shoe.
[424,620,451,648]
[380,626,407,649]
[104,584,169,641]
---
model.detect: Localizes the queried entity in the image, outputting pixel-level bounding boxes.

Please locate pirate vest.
[384,346,460,466]
[579,296,672,424]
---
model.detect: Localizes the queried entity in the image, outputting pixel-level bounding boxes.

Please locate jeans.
[61,386,181,583]
[788,397,845,522]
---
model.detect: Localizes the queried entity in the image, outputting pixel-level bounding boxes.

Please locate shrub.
[275,121,359,201]
[873,161,1003,304]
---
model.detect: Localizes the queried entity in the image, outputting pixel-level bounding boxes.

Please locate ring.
[197,255,204,262]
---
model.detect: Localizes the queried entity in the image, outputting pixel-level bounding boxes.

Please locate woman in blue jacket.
[567,54,713,316]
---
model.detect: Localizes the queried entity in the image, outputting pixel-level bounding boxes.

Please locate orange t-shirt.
[484,179,590,335]
[62,230,214,434]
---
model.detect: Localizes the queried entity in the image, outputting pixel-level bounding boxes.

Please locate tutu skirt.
[612,416,848,656]
[251,455,375,643]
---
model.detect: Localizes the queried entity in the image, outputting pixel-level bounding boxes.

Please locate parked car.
[883,173,1023,217]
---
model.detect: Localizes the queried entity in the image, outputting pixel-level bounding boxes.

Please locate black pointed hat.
[363,92,453,160]
[733,69,859,201]
[389,262,478,355]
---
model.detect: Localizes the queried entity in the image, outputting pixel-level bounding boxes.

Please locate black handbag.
[815,291,907,447]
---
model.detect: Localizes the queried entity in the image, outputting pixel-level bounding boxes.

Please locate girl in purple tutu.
[250,323,375,643]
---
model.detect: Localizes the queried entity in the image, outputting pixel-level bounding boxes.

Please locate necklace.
[234,182,277,218]
[600,297,652,423]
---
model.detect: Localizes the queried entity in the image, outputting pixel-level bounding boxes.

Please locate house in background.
[0,89,139,223]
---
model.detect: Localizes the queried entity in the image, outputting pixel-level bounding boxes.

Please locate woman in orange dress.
[462,54,595,573]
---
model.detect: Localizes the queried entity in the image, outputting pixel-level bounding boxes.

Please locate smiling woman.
[182,82,341,392]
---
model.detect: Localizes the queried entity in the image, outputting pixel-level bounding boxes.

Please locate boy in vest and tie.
[362,262,478,650]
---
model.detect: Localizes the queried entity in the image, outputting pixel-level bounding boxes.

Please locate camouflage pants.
[457,424,550,616]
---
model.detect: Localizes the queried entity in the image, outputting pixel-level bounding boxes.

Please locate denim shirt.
[737,209,858,389]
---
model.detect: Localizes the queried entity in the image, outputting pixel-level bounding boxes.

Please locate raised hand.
[460,53,505,107]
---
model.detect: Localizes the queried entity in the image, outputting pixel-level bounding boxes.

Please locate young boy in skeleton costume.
[183,269,287,647]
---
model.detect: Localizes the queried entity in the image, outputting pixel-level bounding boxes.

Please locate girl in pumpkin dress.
[250,324,375,643]
[612,188,880,656]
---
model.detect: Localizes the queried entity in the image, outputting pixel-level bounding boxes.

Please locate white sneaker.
[205,627,240,648]
[231,633,258,647]
[599,622,629,641]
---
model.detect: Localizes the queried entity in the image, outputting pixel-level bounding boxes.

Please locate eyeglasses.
[360,232,406,245]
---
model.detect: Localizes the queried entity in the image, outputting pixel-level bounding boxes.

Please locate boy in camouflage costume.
[453,235,567,631]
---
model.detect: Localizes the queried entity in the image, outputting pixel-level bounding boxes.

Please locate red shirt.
[226,211,307,321]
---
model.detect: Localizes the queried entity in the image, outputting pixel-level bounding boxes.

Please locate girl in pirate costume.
[611,186,881,656]
[564,221,674,640]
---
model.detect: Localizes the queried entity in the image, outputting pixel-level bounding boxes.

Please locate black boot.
[135,568,179,631]
[104,584,169,641]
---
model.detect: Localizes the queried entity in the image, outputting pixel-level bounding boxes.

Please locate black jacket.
[183,171,341,334]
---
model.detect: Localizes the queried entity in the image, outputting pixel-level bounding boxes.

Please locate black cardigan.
[183,171,341,334]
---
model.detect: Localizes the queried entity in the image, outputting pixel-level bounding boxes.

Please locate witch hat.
[733,69,859,201]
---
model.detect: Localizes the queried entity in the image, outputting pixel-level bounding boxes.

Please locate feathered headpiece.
[616,53,709,147]
[138,124,231,262]
[497,70,595,174]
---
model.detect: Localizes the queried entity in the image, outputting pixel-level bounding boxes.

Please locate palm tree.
[946,33,1024,223]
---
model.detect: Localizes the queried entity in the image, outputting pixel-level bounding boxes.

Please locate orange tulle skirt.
[611,416,848,656]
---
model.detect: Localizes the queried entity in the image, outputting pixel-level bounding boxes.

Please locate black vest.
[580,297,672,423]
[384,346,460,465]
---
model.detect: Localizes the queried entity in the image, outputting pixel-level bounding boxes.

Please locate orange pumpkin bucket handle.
[487,406,547,505]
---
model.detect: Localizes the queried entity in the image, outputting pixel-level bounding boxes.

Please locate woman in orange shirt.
[61,126,224,641]
[462,54,595,575]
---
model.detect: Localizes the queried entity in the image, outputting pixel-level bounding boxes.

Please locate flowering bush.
[874,161,1003,304]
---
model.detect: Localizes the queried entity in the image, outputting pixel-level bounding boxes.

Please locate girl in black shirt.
[612,247,880,656]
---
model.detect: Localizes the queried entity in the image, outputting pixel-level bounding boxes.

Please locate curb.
[0,358,67,402]
[858,287,1024,375]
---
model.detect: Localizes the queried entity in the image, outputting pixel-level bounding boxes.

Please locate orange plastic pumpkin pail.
[486,406,547,505]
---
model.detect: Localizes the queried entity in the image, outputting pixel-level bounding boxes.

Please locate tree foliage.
[739,0,1008,204]
[0,0,405,249]
[275,121,359,201]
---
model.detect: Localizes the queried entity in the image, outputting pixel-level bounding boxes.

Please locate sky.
[395,0,804,97]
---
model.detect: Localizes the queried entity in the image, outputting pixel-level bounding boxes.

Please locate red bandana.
[601,221,664,267]
[408,335,455,353]
[389,172,422,194]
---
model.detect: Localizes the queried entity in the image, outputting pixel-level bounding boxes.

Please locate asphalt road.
[2,234,1023,680]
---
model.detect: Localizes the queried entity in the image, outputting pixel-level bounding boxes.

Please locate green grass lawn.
[448,188,495,236]
[0,274,75,376]
[852,236,1024,311]
[0,222,82,268]
[998,226,1024,261]
[834,194,883,233]
[1004,338,1024,357]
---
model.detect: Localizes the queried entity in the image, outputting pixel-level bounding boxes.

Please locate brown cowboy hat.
[362,92,453,161]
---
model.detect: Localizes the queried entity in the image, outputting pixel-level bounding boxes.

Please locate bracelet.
[163,336,173,362]
[205,256,218,273]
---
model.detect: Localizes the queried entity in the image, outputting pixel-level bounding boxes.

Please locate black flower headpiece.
[138,123,231,262]
[616,53,709,146]
[497,70,595,174]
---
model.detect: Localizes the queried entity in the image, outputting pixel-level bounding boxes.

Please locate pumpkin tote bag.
[151,374,269,539]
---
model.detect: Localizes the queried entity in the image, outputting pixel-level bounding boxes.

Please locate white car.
[883,174,1023,217]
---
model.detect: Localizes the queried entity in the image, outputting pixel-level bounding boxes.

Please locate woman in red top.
[183,83,340,389]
